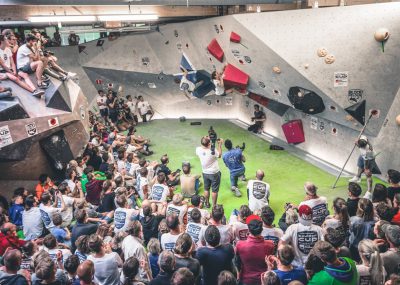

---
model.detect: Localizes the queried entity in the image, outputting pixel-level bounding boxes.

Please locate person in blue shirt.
[222,139,246,197]
[9,194,24,231]
[267,244,308,285]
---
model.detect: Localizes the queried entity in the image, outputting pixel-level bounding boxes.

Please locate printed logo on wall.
[348,89,363,103]
[245,100,250,108]
[48,117,59,128]
[225,97,233,106]
[148,82,157,89]
[80,106,86,120]
[319,121,325,132]
[95,79,103,85]
[0,125,13,147]
[207,99,212,106]
[334,72,349,87]
[25,122,38,137]
[310,117,318,130]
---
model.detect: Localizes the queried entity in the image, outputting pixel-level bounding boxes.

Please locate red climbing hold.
[207,38,224,62]
[230,32,241,43]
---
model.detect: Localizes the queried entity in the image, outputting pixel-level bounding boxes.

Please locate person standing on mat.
[222,139,245,198]
[196,136,223,208]
[349,135,380,192]
[248,104,266,134]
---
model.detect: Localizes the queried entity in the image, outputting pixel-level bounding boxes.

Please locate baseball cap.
[298,204,313,226]
[246,214,261,224]
[382,224,400,247]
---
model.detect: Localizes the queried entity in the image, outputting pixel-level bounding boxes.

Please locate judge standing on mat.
[349,135,380,192]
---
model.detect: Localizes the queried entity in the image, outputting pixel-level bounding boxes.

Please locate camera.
[236,142,246,151]
[208,126,217,155]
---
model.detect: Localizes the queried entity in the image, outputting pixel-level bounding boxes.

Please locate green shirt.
[308,258,358,285]
[81,171,106,193]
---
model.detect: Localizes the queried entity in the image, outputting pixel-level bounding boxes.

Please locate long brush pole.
[332,113,374,189]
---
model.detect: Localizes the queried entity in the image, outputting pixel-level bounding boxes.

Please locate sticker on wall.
[258,81,266,88]
[245,100,250,108]
[310,117,318,130]
[348,89,363,104]
[148,83,157,89]
[225,97,233,106]
[334,72,349,87]
[95,79,103,85]
[48,117,59,128]
[319,121,325,132]
[25,122,38,137]
[80,106,86,120]
[331,127,338,136]
[0,125,13,147]
[207,99,212,106]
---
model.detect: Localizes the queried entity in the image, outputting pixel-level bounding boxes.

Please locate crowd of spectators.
[0,29,400,285]
[0,28,76,99]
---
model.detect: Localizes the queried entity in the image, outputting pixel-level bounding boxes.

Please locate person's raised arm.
[216,139,223,158]
[58,192,66,212]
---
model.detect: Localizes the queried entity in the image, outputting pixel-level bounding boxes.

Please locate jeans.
[230,168,245,187]
[194,178,200,194]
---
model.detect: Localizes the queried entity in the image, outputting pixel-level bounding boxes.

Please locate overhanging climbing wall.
[54,3,400,175]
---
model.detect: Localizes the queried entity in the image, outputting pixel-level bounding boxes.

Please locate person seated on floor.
[158,154,180,187]
[16,33,49,90]
[0,35,44,98]
[180,162,201,199]
[248,104,266,134]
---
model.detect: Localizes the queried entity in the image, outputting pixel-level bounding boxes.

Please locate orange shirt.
[35,181,53,200]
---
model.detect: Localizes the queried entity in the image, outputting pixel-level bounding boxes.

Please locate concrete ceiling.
[2,0,290,5]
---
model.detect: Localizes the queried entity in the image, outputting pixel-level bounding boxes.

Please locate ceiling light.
[28,15,97,23]
[97,14,158,21]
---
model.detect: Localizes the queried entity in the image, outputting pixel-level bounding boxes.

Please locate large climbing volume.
[281,120,305,144]
[207,39,224,62]
[223,64,249,90]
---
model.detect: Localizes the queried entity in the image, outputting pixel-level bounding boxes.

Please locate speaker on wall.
[40,130,74,171]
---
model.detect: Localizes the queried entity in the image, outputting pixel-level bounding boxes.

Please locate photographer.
[222,139,245,197]
[195,135,223,208]
[106,92,118,125]
[248,104,266,134]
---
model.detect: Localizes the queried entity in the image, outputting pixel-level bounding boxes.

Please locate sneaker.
[59,75,67,81]
[41,75,50,82]
[37,82,49,89]
[234,188,242,197]
[349,176,361,183]
[68,72,77,77]
[204,200,210,209]
[231,186,237,192]
[240,175,247,182]
[32,89,44,98]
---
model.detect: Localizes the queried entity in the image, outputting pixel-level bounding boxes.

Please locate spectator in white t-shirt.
[57,181,84,227]
[87,234,123,285]
[247,169,270,212]
[229,205,251,243]
[16,33,48,89]
[0,34,44,98]
[96,90,108,120]
[280,204,324,267]
[167,194,188,225]
[22,195,44,240]
[299,182,328,226]
[114,195,139,233]
[161,214,182,251]
[126,95,139,124]
[203,205,233,245]
[195,136,223,208]
[185,208,206,248]
[260,206,283,252]
[137,95,154,122]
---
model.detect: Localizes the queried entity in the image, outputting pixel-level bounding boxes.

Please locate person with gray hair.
[298,182,328,226]
[149,250,175,285]
[247,169,270,212]
[171,268,194,285]
[0,249,28,285]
